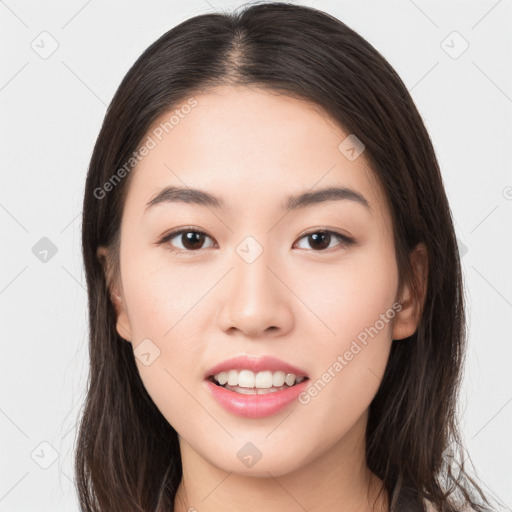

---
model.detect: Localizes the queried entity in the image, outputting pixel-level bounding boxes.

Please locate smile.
[211,369,306,392]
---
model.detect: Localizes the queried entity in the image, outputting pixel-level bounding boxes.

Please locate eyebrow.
[144,185,370,213]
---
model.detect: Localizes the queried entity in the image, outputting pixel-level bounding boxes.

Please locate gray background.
[1,0,511,510]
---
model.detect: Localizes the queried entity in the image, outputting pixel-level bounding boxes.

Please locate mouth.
[204,360,311,418]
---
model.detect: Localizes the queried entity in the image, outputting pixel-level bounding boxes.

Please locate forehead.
[124,85,388,221]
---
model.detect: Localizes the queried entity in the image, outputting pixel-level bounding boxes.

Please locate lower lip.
[204,379,309,419]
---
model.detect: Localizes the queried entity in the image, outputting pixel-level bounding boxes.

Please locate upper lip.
[205,355,309,379]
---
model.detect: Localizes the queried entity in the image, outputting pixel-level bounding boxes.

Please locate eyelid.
[293,228,355,251]
[157,226,355,254]
[157,227,216,253]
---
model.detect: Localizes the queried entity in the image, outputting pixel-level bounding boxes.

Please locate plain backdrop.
[1,0,511,510]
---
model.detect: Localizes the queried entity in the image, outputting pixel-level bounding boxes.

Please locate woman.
[76,3,497,511]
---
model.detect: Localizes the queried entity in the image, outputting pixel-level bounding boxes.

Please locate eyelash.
[157,227,355,255]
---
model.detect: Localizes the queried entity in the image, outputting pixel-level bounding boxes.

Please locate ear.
[96,245,133,343]
[392,242,429,341]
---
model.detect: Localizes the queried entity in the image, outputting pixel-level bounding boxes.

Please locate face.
[100,85,422,477]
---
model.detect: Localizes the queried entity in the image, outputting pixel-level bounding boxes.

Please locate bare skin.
[98,85,428,512]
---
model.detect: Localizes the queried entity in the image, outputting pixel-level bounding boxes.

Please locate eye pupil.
[309,232,330,250]
[182,231,205,250]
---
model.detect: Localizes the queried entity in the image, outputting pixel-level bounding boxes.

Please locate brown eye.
[161,229,215,252]
[159,227,354,254]
[294,230,354,251]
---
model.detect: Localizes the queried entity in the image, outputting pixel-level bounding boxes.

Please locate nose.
[216,242,294,339]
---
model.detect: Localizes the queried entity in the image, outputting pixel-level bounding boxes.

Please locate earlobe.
[115,308,133,343]
[110,287,134,344]
[96,245,133,343]
[392,242,429,341]
[109,289,133,343]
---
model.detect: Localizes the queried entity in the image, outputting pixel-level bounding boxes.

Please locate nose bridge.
[219,233,290,336]
[232,234,277,305]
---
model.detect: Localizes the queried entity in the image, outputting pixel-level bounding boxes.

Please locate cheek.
[291,243,398,423]
[120,242,206,339]
[119,247,216,416]
[121,262,208,435]
[293,240,398,348]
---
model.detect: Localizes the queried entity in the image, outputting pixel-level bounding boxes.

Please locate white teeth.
[213,369,306,389]
[238,370,255,388]
[224,384,289,395]
[217,371,228,385]
[227,369,238,386]
[255,370,273,388]
[284,373,296,386]
[272,371,286,387]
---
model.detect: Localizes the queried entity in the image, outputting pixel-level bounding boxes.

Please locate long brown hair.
[76,2,498,511]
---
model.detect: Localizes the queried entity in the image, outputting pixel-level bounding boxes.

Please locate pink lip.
[204,355,308,379]
[204,378,309,419]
